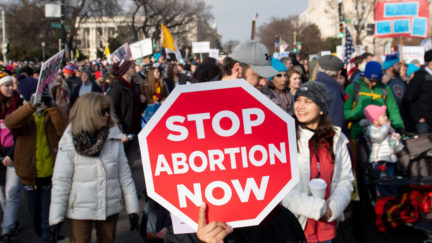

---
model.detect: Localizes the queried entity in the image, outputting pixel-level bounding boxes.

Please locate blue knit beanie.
[406,63,420,76]
[269,58,288,81]
[364,61,383,80]
[382,54,399,70]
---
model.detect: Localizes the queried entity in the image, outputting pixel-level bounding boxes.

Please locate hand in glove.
[50,222,63,242]
[41,86,55,107]
[129,213,139,232]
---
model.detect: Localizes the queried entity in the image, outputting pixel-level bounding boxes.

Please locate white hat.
[0,76,12,86]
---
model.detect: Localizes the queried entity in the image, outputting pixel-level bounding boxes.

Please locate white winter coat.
[49,124,139,225]
[282,126,354,229]
[361,122,404,163]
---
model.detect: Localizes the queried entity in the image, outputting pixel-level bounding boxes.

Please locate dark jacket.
[316,72,346,129]
[164,74,191,93]
[65,76,82,92]
[164,206,306,243]
[404,69,432,124]
[4,103,67,185]
[107,78,143,135]
[69,81,102,107]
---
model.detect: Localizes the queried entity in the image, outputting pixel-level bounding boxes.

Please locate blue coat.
[316,72,346,129]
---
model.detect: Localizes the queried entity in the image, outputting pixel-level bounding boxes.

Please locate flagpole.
[251,18,256,41]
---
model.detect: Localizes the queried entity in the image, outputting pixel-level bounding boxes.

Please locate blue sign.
[384,2,418,17]
[393,19,410,33]
[412,18,427,36]
[376,21,392,35]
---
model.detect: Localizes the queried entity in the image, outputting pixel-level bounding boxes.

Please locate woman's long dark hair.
[295,114,336,163]
[0,92,13,117]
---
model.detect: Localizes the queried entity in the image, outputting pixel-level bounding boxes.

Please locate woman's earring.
[320,111,324,115]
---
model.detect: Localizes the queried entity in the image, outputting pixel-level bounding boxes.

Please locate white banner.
[34,49,65,106]
[192,41,210,53]
[130,39,153,60]
[272,51,290,59]
[400,46,425,64]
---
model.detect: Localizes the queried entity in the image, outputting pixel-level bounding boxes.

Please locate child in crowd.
[361,105,404,197]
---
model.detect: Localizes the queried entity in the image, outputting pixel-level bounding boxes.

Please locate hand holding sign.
[197,203,232,243]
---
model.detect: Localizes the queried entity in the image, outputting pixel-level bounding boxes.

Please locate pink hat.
[364,105,387,123]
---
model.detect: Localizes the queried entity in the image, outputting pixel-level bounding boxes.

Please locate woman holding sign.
[282,81,354,243]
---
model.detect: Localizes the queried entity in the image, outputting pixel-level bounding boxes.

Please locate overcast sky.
[203,0,308,43]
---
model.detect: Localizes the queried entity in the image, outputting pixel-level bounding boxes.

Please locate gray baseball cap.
[232,41,278,78]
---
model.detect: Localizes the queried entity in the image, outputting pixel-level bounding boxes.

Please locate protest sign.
[130,39,153,60]
[400,45,425,64]
[110,43,132,64]
[375,0,429,38]
[192,42,210,53]
[33,49,65,106]
[272,51,290,59]
[209,49,219,60]
[138,79,299,231]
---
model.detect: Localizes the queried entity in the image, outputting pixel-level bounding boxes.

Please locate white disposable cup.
[309,178,327,199]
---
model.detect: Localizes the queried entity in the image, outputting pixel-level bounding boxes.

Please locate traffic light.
[338,23,344,38]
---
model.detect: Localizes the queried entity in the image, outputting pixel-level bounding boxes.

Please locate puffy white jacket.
[282,126,354,229]
[49,124,140,225]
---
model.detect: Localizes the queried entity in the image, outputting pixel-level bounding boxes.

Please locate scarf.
[72,126,109,157]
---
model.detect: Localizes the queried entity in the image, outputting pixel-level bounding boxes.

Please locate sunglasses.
[275,73,288,78]
[100,107,110,115]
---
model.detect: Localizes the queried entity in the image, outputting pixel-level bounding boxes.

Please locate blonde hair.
[69,93,116,135]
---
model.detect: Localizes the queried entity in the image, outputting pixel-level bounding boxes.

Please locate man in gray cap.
[221,41,278,91]
[315,55,346,131]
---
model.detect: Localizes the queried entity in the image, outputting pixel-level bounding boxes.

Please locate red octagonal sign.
[138,79,299,231]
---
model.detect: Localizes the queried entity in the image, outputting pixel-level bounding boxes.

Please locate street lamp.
[41,41,46,62]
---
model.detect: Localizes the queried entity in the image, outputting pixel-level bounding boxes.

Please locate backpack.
[351,80,388,109]
[348,80,388,130]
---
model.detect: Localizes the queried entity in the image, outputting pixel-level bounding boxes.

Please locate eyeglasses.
[369,79,380,83]
[100,107,110,115]
[275,74,288,78]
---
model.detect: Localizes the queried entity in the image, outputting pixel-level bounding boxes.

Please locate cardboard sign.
[33,49,65,106]
[400,45,425,64]
[192,42,210,53]
[138,79,299,231]
[130,39,153,60]
[375,0,430,38]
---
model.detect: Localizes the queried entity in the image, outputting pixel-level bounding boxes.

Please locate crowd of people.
[0,39,429,243]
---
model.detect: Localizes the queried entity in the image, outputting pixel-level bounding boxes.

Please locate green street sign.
[296,42,302,45]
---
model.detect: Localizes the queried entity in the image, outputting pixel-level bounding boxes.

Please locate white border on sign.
[138,79,299,231]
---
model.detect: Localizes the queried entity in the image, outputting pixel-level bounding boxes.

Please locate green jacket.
[344,78,404,139]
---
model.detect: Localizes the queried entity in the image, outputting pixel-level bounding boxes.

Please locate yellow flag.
[161,24,176,51]
[104,44,111,55]
[76,49,80,59]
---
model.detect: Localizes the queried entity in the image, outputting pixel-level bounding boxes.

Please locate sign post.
[138,80,299,231]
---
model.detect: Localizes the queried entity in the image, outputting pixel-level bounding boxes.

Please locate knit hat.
[318,55,344,71]
[113,60,133,77]
[364,61,383,80]
[269,58,288,81]
[425,50,432,63]
[17,77,38,101]
[62,64,75,75]
[364,105,387,123]
[0,75,12,86]
[407,63,420,76]
[382,54,399,70]
[294,81,333,115]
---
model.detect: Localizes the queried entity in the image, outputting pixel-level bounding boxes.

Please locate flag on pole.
[161,24,183,62]
[344,27,357,78]
[344,27,356,65]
